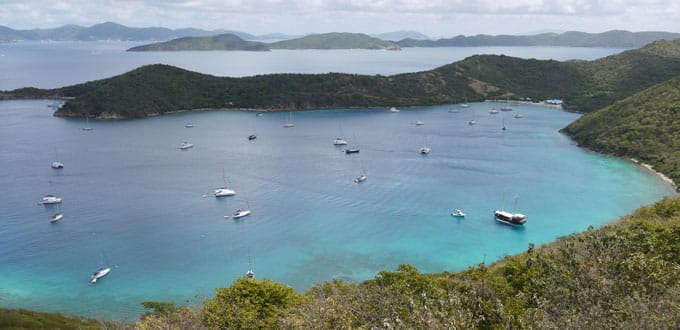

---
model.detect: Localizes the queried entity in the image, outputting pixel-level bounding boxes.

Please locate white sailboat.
[82,116,93,131]
[468,109,476,126]
[40,194,62,205]
[51,147,64,169]
[91,267,111,283]
[460,95,469,108]
[389,107,400,112]
[50,202,64,223]
[178,141,194,149]
[231,188,251,219]
[246,256,255,279]
[283,111,295,128]
[333,124,348,145]
[214,169,236,197]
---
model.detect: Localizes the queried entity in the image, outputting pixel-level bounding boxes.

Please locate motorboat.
[334,137,348,145]
[178,141,193,149]
[256,113,264,117]
[185,123,193,128]
[415,120,425,126]
[420,147,430,154]
[248,134,257,140]
[494,210,526,225]
[489,108,499,114]
[354,175,367,183]
[468,120,476,126]
[50,213,64,223]
[233,209,251,219]
[448,108,459,113]
[514,112,524,118]
[51,161,64,169]
[451,210,465,218]
[91,267,111,283]
[214,187,236,197]
[345,148,360,154]
[389,107,400,112]
[40,195,62,204]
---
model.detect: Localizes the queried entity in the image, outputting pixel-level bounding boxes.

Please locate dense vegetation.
[0,308,117,329]
[563,75,680,186]
[128,34,269,51]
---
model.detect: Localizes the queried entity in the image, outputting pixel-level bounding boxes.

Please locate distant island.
[4,39,680,120]
[127,32,399,51]
[2,22,680,49]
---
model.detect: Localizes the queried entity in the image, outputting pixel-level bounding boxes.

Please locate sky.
[2,0,680,37]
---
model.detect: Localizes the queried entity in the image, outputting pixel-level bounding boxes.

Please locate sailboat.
[232,198,251,219]
[91,267,111,283]
[467,109,476,126]
[345,133,360,154]
[282,111,295,128]
[40,194,62,205]
[333,124,348,145]
[82,116,93,131]
[246,256,255,279]
[500,96,513,111]
[502,116,507,131]
[460,95,469,108]
[419,134,430,154]
[214,169,236,197]
[353,156,367,183]
[50,202,64,223]
[51,147,64,169]
[494,194,526,226]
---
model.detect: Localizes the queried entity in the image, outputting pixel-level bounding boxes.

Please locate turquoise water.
[0,100,674,320]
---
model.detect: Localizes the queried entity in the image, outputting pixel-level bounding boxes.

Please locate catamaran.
[494,194,526,225]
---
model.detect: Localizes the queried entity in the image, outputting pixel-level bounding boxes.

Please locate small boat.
[91,267,111,283]
[82,117,93,131]
[448,108,460,113]
[233,209,251,219]
[178,141,193,149]
[451,209,465,217]
[389,107,400,112]
[415,120,425,126]
[50,213,64,223]
[334,137,348,145]
[514,112,523,118]
[489,108,499,114]
[256,113,264,117]
[214,187,236,197]
[40,195,62,204]
[500,96,513,111]
[345,148,360,154]
[420,147,430,154]
[246,256,255,279]
[354,174,367,183]
[468,119,476,126]
[51,161,64,169]
[283,112,295,128]
[185,123,193,128]
[248,134,257,140]
[460,103,469,108]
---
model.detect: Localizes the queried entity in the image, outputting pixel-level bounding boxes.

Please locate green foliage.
[199,277,301,330]
[563,75,680,187]
[0,308,109,329]
[269,32,397,49]
[127,34,269,51]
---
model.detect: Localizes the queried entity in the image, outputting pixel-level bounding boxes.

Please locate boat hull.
[494,210,526,225]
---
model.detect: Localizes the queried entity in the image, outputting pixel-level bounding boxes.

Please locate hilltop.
[563,75,680,186]
[128,34,269,51]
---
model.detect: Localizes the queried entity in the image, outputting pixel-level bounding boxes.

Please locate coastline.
[630,158,678,193]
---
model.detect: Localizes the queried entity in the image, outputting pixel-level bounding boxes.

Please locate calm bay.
[0,42,673,320]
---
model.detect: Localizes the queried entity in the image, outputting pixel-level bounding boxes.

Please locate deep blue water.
[0,42,673,321]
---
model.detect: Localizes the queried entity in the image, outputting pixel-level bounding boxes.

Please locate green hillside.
[127,33,269,51]
[268,32,397,49]
[563,75,680,185]
[0,308,116,329]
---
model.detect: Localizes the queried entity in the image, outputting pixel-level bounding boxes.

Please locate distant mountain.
[398,30,680,48]
[373,31,429,41]
[128,34,269,51]
[254,33,302,41]
[268,32,399,49]
[0,22,254,42]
